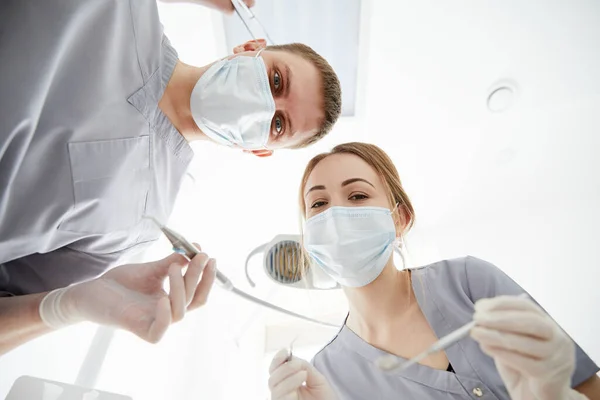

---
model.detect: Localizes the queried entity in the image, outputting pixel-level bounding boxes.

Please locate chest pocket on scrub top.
[59,136,151,234]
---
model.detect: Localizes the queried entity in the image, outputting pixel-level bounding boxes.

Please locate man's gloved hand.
[471,295,586,400]
[268,349,338,400]
[39,245,216,343]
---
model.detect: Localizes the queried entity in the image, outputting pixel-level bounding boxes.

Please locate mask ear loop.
[391,202,402,242]
[391,202,408,268]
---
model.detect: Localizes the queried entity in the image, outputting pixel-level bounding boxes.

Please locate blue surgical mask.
[190,50,275,150]
[303,206,398,288]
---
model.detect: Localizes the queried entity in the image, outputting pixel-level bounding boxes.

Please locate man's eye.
[274,71,281,90]
[275,116,283,134]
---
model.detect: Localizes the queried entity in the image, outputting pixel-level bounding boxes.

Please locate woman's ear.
[392,205,408,237]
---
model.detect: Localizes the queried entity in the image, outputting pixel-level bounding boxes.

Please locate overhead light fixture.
[223,0,363,117]
[245,234,340,290]
[487,79,518,113]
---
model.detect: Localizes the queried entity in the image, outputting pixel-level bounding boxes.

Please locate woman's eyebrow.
[305,185,325,196]
[341,178,375,188]
[304,178,374,197]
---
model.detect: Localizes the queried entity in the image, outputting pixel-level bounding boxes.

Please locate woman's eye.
[350,194,368,201]
[311,201,326,209]
[274,71,281,90]
[274,116,283,134]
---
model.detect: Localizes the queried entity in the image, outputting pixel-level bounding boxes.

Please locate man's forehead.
[288,67,323,125]
[287,93,322,133]
[267,51,325,147]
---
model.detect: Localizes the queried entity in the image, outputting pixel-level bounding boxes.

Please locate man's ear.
[232,39,267,54]
[243,149,273,158]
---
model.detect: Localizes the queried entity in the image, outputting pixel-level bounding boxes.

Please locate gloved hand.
[471,295,586,400]
[39,245,217,343]
[268,349,338,400]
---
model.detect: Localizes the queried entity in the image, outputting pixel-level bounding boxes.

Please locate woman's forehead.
[305,153,382,189]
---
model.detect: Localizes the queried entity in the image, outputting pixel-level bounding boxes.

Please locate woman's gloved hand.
[39,245,217,343]
[268,349,338,400]
[471,295,586,400]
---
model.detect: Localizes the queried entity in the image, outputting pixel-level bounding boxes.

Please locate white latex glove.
[268,349,338,400]
[471,295,587,400]
[39,245,217,343]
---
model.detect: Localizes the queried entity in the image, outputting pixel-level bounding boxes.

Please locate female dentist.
[268,142,600,400]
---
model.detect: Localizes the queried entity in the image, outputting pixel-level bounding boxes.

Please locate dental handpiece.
[144,216,339,328]
[150,218,234,291]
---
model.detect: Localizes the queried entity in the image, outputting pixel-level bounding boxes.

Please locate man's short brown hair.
[266,43,342,148]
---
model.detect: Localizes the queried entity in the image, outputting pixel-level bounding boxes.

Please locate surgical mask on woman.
[190,50,275,150]
[303,206,398,287]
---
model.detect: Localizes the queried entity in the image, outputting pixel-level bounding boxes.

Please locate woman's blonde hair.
[298,142,416,280]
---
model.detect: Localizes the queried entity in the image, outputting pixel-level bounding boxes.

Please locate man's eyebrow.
[284,64,291,98]
[285,110,294,137]
[282,64,294,135]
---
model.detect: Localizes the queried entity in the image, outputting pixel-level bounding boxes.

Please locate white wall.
[414,197,600,363]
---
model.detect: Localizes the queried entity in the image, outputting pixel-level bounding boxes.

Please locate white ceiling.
[363,0,600,228]
[157,0,600,350]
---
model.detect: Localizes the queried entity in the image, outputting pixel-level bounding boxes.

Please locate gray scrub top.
[0,0,193,295]
[312,256,599,400]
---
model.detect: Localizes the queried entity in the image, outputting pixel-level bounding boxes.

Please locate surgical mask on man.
[190,50,275,150]
[303,206,398,287]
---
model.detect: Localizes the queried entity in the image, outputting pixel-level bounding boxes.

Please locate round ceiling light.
[487,80,518,113]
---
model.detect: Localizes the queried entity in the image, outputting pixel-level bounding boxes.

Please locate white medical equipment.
[145,217,338,328]
[376,293,530,372]
[244,235,341,290]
